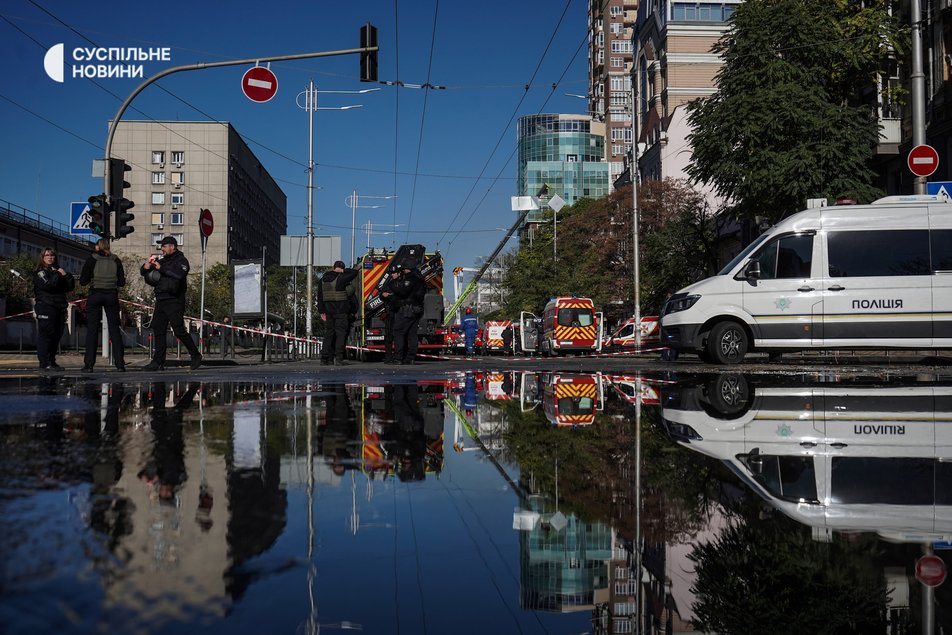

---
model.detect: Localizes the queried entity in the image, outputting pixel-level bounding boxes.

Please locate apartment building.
[109,121,286,267]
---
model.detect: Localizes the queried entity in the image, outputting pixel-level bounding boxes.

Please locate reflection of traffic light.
[359,23,378,83]
[87,193,110,238]
[108,158,135,240]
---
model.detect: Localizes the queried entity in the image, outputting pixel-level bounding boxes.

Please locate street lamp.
[360,221,403,251]
[296,82,380,341]
[345,192,397,263]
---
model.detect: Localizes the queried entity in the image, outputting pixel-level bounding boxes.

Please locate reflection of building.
[517,495,612,612]
[110,120,287,266]
[517,114,610,243]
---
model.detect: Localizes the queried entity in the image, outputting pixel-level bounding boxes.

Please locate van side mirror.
[744,261,761,280]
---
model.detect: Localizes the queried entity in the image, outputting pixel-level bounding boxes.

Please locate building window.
[171,151,185,165]
[171,172,185,185]
[152,151,165,165]
[172,233,185,245]
[171,193,184,205]
[170,213,184,225]
[610,5,622,16]
[610,75,631,91]
[151,213,165,226]
[151,232,164,246]
[612,144,625,156]
[611,40,632,53]
[611,56,624,67]
[152,192,165,205]
[152,171,166,184]
[610,22,622,34]
[672,2,735,22]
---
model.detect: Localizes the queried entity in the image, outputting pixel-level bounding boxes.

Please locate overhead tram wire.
[403,0,441,241]
[441,0,590,250]
[434,0,575,248]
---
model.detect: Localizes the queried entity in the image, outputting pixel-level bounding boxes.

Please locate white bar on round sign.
[913,157,936,164]
[248,78,273,89]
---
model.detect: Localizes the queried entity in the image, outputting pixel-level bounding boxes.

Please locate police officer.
[390,266,427,364]
[80,238,126,372]
[32,247,75,370]
[380,268,402,363]
[317,260,359,366]
[140,236,202,371]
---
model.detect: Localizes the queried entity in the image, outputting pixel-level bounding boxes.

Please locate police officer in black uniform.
[317,260,359,366]
[390,266,427,365]
[140,236,202,371]
[379,268,402,363]
[80,238,126,372]
[32,247,75,370]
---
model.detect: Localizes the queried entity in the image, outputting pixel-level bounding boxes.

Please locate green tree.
[686,0,906,223]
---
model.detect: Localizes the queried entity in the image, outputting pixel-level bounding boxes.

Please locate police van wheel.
[707,321,748,365]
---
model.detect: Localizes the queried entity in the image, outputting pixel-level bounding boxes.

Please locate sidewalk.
[0,351,246,369]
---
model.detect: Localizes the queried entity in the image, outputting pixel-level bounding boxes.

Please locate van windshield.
[717,233,771,275]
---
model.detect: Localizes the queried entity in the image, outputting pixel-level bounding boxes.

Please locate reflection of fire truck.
[541,373,604,427]
[351,245,447,359]
[520,297,604,356]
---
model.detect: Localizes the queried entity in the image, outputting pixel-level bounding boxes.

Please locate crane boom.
[443,206,534,326]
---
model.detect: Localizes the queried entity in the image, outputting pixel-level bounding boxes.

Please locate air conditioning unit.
[174,161,182,167]
[174,183,181,188]
[159,163,164,168]
[157,225,164,230]
[172,204,178,209]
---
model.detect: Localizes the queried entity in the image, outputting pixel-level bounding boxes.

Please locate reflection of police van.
[661,375,952,541]
[660,195,952,363]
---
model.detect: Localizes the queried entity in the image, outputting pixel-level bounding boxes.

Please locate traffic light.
[359,23,378,83]
[114,197,135,239]
[87,193,110,238]
[108,158,135,240]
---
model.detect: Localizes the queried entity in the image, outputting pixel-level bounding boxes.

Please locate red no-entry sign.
[199,208,214,238]
[916,555,947,588]
[241,66,278,103]
[908,144,939,178]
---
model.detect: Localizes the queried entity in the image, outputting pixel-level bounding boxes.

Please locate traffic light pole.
[102,43,379,203]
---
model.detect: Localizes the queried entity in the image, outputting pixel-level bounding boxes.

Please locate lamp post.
[345,191,397,263]
[361,221,403,251]
[296,82,379,341]
[630,47,642,349]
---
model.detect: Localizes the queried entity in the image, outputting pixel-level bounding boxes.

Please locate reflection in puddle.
[0,371,948,633]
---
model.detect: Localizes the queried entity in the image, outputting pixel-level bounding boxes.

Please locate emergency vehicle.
[660,194,952,364]
[351,245,447,359]
[482,320,514,355]
[520,296,604,356]
[661,374,952,541]
[604,316,661,351]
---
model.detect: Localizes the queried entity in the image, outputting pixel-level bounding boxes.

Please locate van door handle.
[800,441,817,448]
[797,286,814,292]
[830,442,848,449]
[828,285,845,291]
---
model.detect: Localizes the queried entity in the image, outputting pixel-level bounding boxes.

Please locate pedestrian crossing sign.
[70,201,95,235]
[926,182,952,200]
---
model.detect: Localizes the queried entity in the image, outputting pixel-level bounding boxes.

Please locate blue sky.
[0,0,591,275]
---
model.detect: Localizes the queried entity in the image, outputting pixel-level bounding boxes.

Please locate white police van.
[660,195,952,363]
[661,375,952,542]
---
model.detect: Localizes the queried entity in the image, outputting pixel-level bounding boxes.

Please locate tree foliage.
[686,0,906,223]
[501,181,721,324]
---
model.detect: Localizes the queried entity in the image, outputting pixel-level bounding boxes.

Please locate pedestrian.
[380,268,402,363]
[79,238,126,372]
[390,265,427,364]
[32,247,75,370]
[501,322,514,356]
[220,315,234,357]
[140,236,202,371]
[461,307,479,355]
[317,260,359,366]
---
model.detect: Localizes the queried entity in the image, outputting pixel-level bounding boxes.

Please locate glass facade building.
[517,114,610,225]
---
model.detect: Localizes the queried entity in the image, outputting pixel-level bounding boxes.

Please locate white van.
[660,194,952,363]
[661,375,952,542]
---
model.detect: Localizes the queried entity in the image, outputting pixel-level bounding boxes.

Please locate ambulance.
[660,195,952,363]
[661,374,952,541]
[520,296,604,356]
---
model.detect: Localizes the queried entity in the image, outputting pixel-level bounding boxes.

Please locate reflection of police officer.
[137,382,199,504]
[390,267,427,364]
[140,237,202,371]
[392,385,425,482]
